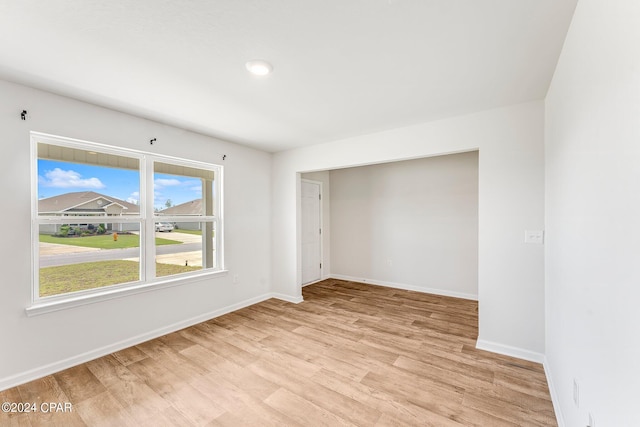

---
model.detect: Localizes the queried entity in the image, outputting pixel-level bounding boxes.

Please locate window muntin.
[32,133,223,305]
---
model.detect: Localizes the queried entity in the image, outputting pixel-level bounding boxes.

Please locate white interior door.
[301,180,322,285]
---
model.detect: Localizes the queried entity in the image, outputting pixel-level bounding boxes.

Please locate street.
[39,232,206,267]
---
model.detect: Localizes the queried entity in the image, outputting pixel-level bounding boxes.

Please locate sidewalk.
[39,242,101,256]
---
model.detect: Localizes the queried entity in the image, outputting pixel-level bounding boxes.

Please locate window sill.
[25,269,228,317]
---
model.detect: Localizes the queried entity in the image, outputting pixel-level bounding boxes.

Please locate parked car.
[155,222,174,232]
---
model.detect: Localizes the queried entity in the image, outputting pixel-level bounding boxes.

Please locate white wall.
[300,171,331,280]
[0,79,272,390]
[328,152,478,299]
[272,100,545,359]
[545,1,640,425]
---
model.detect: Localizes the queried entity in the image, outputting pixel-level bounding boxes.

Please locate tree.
[165,199,173,208]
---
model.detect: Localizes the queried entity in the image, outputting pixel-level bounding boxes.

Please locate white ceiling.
[0,0,577,153]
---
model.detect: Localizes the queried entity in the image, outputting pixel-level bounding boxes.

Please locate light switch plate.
[525,230,544,244]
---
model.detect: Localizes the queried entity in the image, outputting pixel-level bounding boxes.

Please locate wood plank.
[85,355,170,424]
[209,401,302,427]
[110,346,148,367]
[311,368,465,427]
[263,388,357,427]
[16,376,85,427]
[0,384,32,427]
[53,365,106,405]
[73,391,136,427]
[393,355,495,391]
[1,279,557,426]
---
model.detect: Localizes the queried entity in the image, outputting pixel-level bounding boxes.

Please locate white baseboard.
[0,292,280,392]
[269,292,304,304]
[330,274,478,301]
[302,273,332,287]
[302,278,324,287]
[543,357,565,427]
[475,338,545,363]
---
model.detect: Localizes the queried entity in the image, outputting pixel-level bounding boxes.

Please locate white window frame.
[28,132,225,316]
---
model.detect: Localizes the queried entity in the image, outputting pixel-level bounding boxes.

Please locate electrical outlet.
[386,258,393,267]
[233,274,239,284]
[573,379,579,407]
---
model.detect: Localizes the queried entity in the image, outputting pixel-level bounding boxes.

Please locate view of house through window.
[33,134,222,302]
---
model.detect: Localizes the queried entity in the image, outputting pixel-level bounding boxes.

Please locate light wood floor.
[0,279,557,426]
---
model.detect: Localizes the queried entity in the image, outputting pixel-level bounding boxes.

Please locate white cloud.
[127,191,140,205]
[154,178,181,189]
[153,177,203,208]
[39,168,105,189]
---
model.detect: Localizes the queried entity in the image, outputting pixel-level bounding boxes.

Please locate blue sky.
[38,160,202,210]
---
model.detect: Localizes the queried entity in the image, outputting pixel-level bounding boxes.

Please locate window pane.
[153,161,214,216]
[155,221,216,278]
[38,223,141,298]
[38,143,140,217]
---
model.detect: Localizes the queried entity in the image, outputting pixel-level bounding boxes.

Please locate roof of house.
[157,199,202,216]
[38,191,140,215]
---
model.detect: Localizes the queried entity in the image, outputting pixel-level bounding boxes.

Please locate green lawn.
[39,234,180,249]
[39,260,201,297]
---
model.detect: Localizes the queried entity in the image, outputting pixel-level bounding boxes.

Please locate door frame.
[301,178,323,286]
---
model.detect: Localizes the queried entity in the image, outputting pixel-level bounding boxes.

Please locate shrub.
[59,225,70,237]
[97,223,106,235]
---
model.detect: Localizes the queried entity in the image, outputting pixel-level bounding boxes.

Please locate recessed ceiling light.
[245,60,273,76]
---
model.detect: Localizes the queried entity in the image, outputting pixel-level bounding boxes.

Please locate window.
[30,132,223,312]
[152,161,219,276]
